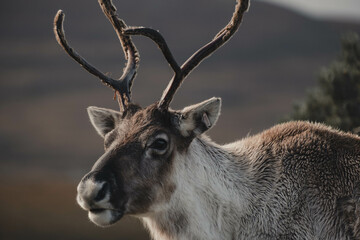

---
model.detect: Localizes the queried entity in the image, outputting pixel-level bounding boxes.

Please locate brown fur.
[228,121,360,239]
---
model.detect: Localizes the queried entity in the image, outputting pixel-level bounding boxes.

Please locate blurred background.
[1,0,359,239]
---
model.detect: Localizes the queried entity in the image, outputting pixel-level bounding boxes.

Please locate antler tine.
[181,0,249,76]
[124,27,181,75]
[54,10,123,96]
[54,0,140,109]
[98,0,140,103]
[160,0,249,109]
[123,0,249,110]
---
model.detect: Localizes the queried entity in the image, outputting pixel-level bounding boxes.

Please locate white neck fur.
[141,136,255,240]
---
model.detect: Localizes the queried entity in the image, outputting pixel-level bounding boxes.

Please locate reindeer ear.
[87,106,121,138]
[178,97,221,137]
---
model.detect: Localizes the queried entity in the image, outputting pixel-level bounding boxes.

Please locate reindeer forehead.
[115,104,178,142]
[130,105,173,128]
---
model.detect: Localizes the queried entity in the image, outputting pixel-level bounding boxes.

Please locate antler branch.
[53,0,140,109]
[55,0,249,110]
[54,10,122,92]
[98,0,140,102]
[123,0,249,109]
[124,28,181,75]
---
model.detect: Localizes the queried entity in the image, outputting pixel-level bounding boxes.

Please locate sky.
[259,0,360,22]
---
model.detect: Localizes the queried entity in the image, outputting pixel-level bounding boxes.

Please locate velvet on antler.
[54,0,249,111]
[53,0,139,110]
[123,0,249,109]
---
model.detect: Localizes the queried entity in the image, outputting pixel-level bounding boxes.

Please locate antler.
[54,0,249,110]
[53,0,139,109]
[124,0,250,110]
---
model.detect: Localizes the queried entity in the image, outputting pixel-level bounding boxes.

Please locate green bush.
[285,33,360,133]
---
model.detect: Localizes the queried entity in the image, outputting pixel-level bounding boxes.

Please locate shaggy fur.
[141,121,360,240]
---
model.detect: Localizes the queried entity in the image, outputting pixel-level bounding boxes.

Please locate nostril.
[94,182,109,202]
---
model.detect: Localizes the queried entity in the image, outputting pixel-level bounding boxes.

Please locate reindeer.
[54,0,360,239]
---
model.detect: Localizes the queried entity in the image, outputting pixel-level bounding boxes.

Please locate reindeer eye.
[150,139,168,151]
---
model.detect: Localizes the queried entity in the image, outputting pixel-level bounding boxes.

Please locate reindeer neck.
[142,136,256,240]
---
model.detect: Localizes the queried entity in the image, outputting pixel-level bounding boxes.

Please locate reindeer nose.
[77,171,111,210]
[94,182,109,201]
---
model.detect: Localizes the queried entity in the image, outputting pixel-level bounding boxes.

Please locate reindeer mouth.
[88,208,124,227]
[89,208,108,214]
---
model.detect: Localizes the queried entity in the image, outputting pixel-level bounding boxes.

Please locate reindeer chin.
[88,209,124,227]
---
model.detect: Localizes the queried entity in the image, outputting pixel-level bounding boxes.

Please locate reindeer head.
[54,0,249,227]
